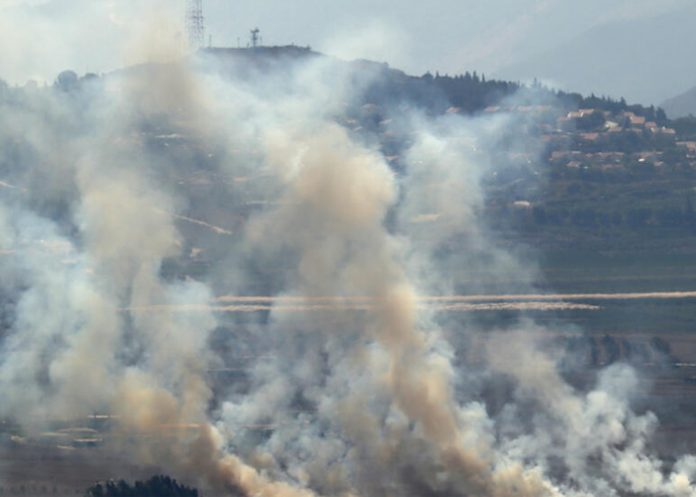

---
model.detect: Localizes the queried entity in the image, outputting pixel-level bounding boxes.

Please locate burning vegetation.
[1,11,696,497]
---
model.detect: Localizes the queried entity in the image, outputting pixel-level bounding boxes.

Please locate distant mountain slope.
[662,85,696,118]
[494,7,696,105]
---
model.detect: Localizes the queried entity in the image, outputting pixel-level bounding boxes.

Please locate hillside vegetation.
[3,47,696,261]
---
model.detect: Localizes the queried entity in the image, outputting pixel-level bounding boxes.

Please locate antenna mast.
[250,28,260,48]
[185,0,205,49]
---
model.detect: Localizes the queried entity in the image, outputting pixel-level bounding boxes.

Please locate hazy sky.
[0,0,691,87]
[204,0,689,75]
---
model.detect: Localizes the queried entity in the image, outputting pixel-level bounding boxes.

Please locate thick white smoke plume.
[1,13,696,497]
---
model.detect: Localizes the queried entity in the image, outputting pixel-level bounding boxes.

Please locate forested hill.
[1,45,667,125]
[420,72,668,124]
[193,46,667,122]
[4,45,696,257]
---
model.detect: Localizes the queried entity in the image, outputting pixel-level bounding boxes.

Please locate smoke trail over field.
[2,11,696,497]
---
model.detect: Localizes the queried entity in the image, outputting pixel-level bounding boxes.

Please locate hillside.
[189,46,667,120]
[494,6,696,105]
[4,47,695,260]
[662,84,696,118]
[7,9,696,497]
[44,49,696,255]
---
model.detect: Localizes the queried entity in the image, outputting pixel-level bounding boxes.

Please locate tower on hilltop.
[185,0,205,49]
[250,28,261,48]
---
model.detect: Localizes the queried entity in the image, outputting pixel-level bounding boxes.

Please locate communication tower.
[185,0,205,49]
[250,28,261,48]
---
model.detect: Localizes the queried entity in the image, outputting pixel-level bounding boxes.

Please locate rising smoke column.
[0,33,339,497]
[0,52,215,442]
[206,62,561,497]
[210,60,696,497]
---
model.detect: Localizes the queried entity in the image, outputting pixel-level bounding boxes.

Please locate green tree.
[87,476,198,497]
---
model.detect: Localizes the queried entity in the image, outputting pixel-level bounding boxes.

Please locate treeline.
[555,91,668,124]
[86,476,198,497]
[418,72,669,123]
[425,71,521,113]
[0,58,671,128]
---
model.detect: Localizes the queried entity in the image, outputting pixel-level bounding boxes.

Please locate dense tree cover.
[1,56,688,251]
[419,71,668,122]
[427,71,521,112]
[86,476,198,497]
[54,70,79,92]
[0,52,671,127]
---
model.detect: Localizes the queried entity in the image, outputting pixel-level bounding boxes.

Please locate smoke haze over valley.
[3,3,696,497]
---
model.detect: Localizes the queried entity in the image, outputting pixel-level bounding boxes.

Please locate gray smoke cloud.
[1,9,696,497]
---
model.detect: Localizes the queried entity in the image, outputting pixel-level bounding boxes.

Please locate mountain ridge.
[662,85,696,118]
[494,6,696,106]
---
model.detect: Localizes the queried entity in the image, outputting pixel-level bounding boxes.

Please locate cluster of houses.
[677,140,696,160]
[483,104,694,173]
[337,99,696,179]
[557,109,676,137]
